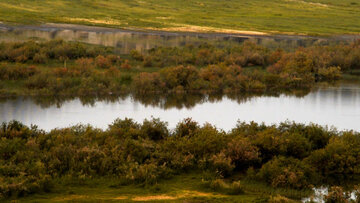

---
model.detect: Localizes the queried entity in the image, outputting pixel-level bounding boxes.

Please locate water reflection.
[0,24,358,54]
[303,186,358,203]
[1,82,360,132]
[0,89,310,110]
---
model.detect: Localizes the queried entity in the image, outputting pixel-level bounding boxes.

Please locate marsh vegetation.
[1,39,360,202]
[2,119,360,202]
[1,40,359,98]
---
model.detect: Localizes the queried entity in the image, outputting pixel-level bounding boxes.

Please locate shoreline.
[1,22,359,41]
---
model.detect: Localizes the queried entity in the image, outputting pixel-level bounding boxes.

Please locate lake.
[1,82,360,132]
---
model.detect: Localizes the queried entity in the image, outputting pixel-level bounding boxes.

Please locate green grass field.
[12,173,305,202]
[0,0,359,35]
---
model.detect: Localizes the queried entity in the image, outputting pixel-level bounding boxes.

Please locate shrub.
[53,67,70,77]
[105,66,121,77]
[75,58,95,76]
[317,66,341,81]
[186,124,226,160]
[141,118,169,141]
[130,50,143,61]
[142,56,153,67]
[174,118,199,137]
[257,156,314,189]
[306,132,360,177]
[108,118,141,139]
[125,162,171,185]
[209,179,244,195]
[209,152,235,178]
[95,55,111,69]
[121,60,131,70]
[132,72,165,93]
[0,64,38,80]
[25,74,51,89]
[160,65,199,90]
[106,54,121,63]
[223,137,260,170]
[33,53,48,64]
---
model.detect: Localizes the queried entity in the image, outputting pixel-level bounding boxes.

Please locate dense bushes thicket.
[1,40,359,96]
[0,40,111,63]
[1,119,360,199]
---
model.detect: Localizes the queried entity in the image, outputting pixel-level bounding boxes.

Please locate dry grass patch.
[132,195,177,201]
[147,23,268,35]
[52,194,88,201]
[132,190,227,201]
[113,196,129,200]
[62,17,126,26]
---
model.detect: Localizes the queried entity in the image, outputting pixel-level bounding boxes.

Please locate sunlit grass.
[11,173,307,202]
[12,173,257,202]
[0,0,359,35]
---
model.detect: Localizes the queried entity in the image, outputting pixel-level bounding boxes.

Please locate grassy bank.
[0,0,360,35]
[15,174,266,202]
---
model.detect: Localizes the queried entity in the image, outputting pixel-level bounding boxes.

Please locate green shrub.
[209,179,244,195]
[95,55,111,69]
[174,118,199,137]
[25,74,52,90]
[317,66,342,81]
[306,131,360,177]
[223,137,260,170]
[130,50,143,61]
[141,118,169,141]
[257,156,314,189]
[0,64,38,80]
[33,53,48,64]
[209,152,235,178]
[133,72,165,93]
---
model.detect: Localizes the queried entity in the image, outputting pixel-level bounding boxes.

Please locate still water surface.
[1,23,358,53]
[1,82,360,132]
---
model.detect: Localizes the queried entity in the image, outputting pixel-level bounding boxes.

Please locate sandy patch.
[156,16,173,20]
[132,195,177,201]
[113,196,128,200]
[53,195,88,201]
[62,17,126,26]
[145,23,268,36]
[286,0,329,8]
[132,190,226,201]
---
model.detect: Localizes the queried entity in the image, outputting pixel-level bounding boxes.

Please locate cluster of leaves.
[1,119,360,199]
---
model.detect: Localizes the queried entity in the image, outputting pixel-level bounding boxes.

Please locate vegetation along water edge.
[2,39,360,98]
[2,119,360,202]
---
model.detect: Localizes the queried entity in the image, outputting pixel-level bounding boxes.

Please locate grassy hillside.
[0,0,359,35]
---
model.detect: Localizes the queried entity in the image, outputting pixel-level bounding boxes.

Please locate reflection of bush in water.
[30,94,128,108]
[132,93,205,110]
[27,89,312,109]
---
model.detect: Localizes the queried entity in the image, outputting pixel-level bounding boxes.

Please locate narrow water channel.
[1,82,360,132]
